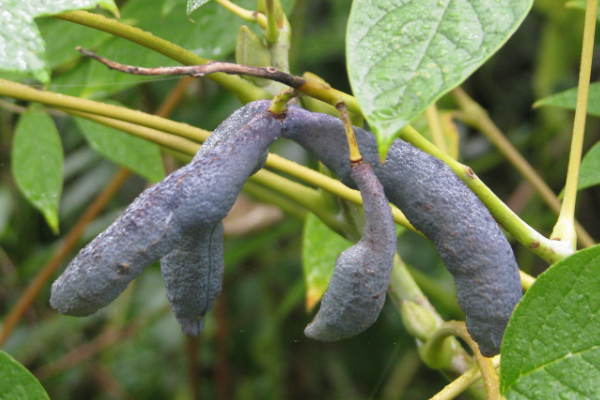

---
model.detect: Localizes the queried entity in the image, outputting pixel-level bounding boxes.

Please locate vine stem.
[422,321,500,400]
[550,0,598,249]
[264,0,280,43]
[388,256,479,385]
[425,103,448,154]
[336,102,363,162]
[429,356,501,400]
[213,0,266,27]
[452,87,595,249]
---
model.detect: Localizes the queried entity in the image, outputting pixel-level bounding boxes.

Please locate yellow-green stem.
[264,0,280,43]
[425,103,448,154]
[214,0,259,24]
[429,356,500,400]
[550,0,598,249]
[452,88,595,249]
[422,321,499,400]
[268,87,296,114]
[336,102,363,162]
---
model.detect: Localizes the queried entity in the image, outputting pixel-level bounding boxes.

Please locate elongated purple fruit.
[160,223,224,336]
[304,162,396,340]
[51,103,281,330]
[381,142,521,357]
[282,106,521,356]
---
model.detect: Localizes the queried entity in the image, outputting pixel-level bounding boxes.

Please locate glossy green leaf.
[346,0,533,156]
[534,82,600,117]
[501,244,600,399]
[12,108,63,234]
[187,0,211,16]
[0,350,50,400]
[0,0,118,84]
[73,104,165,182]
[36,17,113,70]
[302,213,352,312]
[578,141,600,191]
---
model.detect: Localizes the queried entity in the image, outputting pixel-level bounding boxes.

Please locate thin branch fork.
[77,47,361,113]
[77,47,307,88]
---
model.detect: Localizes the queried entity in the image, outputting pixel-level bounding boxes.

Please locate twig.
[76,47,361,113]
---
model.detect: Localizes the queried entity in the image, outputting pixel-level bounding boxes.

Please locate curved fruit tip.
[179,316,205,337]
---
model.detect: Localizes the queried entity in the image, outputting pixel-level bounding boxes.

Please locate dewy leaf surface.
[500,244,600,399]
[73,102,165,183]
[0,0,118,83]
[346,0,533,155]
[535,82,600,117]
[302,213,352,313]
[11,108,63,233]
[0,350,50,400]
[187,0,211,16]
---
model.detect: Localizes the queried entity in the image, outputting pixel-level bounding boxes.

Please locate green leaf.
[500,244,600,399]
[81,0,249,97]
[187,0,212,16]
[346,0,533,156]
[73,102,165,182]
[36,17,113,70]
[0,0,118,84]
[0,350,50,400]
[578,141,600,191]
[12,108,63,234]
[302,213,352,312]
[534,82,600,117]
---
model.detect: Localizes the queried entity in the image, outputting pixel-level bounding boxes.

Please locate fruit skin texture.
[304,162,397,340]
[381,141,522,357]
[50,101,280,336]
[282,106,522,356]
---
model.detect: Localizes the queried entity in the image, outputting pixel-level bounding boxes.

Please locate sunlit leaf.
[347,0,533,156]
[12,108,63,233]
[0,0,118,83]
[501,244,600,399]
